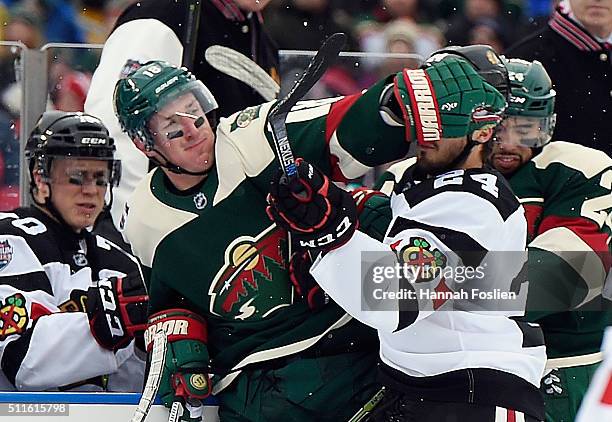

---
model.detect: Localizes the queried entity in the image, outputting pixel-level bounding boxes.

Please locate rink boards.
[0,392,219,421]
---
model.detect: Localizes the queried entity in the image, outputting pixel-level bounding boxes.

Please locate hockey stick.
[130,330,167,422]
[205,45,280,101]
[181,0,201,69]
[268,32,346,178]
[347,387,386,422]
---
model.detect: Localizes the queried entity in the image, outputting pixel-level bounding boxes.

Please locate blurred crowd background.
[0,0,561,209]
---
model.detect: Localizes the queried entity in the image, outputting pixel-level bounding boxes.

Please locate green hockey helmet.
[496,59,556,148]
[113,60,218,149]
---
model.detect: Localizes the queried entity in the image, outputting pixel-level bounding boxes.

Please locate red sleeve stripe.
[523,204,543,240]
[538,215,610,252]
[324,93,362,182]
[538,215,611,270]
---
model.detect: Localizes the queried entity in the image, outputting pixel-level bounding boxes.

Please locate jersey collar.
[548,4,608,52]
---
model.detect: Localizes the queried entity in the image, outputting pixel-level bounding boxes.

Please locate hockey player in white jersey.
[267,56,546,421]
[0,111,148,391]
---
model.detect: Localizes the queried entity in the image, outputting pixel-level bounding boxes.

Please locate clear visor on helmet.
[148,80,218,142]
[44,156,121,188]
[494,115,556,148]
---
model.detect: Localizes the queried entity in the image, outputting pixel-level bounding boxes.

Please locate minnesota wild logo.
[0,293,29,340]
[397,237,447,282]
[209,225,292,320]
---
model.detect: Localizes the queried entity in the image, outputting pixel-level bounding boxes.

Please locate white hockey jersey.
[311,163,547,387]
[0,208,145,391]
[576,327,612,421]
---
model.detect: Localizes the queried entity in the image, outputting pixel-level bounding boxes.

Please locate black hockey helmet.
[26,111,121,190]
[424,45,510,100]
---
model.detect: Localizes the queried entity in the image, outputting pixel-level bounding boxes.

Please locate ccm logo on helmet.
[403,69,442,144]
[81,137,107,145]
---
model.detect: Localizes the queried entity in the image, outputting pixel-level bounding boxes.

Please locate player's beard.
[415,139,468,176]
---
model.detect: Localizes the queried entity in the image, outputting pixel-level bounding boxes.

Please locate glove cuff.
[393,68,442,146]
[144,308,208,352]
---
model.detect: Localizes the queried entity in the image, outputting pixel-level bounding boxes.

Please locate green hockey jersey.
[121,79,409,393]
[510,141,612,358]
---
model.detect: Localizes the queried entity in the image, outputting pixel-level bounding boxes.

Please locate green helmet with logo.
[506,59,555,118]
[113,60,218,149]
[500,58,556,147]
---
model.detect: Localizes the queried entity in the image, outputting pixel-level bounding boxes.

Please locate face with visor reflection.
[35,158,113,231]
[491,115,554,176]
[146,90,216,174]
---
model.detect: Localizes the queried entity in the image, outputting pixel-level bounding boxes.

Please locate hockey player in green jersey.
[112,57,501,421]
[488,58,612,422]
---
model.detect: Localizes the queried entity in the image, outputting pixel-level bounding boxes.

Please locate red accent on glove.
[116,276,149,337]
[144,308,208,352]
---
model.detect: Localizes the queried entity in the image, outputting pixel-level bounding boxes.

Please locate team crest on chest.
[0,240,13,271]
[193,192,208,210]
[393,237,447,283]
[209,225,292,320]
[0,293,28,340]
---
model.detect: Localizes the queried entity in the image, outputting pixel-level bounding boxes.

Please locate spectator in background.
[445,0,526,46]
[506,0,611,155]
[264,0,358,50]
[85,0,279,239]
[78,0,137,44]
[380,0,444,57]
[49,62,92,112]
[79,0,114,44]
[0,6,46,211]
[3,5,44,49]
[468,17,509,52]
[379,19,421,74]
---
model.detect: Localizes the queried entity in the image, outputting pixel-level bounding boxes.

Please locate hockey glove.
[144,309,211,407]
[87,273,148,351]
[382,56,506,146]
[289,250,329,311]
[266,159,357,254]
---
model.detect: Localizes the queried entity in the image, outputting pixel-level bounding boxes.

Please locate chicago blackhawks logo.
[209,225,292,320]
[0,240,13,271]
[394,237,447,282]
[0,293,28,340]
